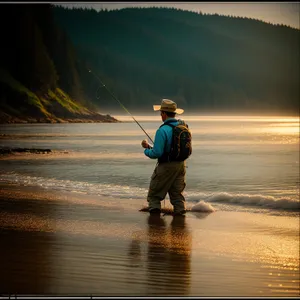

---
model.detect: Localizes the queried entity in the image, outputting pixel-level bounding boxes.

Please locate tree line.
[0,4,116,123]
[0,4,298,122]
[53,5,299,114]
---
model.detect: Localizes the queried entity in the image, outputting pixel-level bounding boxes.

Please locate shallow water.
[1,115,299,214]
[0,115,299,296]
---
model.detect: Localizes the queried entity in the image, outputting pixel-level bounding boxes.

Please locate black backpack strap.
[158,120,176,163]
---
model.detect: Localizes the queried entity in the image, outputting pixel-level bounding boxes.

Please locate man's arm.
[143,128,166,159]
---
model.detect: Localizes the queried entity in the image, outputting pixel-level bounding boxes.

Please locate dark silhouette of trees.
[0,4,298,119]
[0,4,115,122]
[52,5,299,114]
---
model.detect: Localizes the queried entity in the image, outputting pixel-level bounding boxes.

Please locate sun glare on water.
[112,114,299,123]
[111,115,299,145]
[265,123,299,135]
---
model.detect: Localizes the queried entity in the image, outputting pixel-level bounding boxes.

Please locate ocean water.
[0,115,299,215]
[0,115,299,296]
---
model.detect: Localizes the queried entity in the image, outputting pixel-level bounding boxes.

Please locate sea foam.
[1,172,299,212]
[191,200,216,212]
[205,192,300,210]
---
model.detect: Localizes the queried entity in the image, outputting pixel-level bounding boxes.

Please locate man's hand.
[141,139,150,149]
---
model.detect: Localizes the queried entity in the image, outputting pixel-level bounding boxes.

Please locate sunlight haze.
[61,2,300,29]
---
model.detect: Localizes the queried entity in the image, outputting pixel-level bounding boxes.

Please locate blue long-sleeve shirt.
[144,118,179,159]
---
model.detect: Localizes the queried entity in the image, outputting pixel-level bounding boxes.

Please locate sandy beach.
[0,183,299,297]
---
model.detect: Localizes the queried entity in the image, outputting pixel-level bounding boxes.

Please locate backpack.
[159,119,192,162]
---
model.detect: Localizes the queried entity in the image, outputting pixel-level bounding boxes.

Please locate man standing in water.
[141,99,191,216]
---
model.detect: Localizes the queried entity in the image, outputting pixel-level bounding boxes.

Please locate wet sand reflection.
[0,191,58,295]
[0,229,55,295]
[145,215,192,296]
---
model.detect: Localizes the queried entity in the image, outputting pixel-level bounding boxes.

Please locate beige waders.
[147,160,186,213]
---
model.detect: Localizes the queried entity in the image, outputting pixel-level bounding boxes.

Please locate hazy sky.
[60,2,300,29]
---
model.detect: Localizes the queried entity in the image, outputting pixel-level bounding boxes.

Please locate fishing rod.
[86,66,154,144]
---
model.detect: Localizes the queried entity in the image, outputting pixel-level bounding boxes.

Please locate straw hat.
[153,99,184,114]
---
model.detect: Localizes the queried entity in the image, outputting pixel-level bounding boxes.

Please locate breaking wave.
[1,172,299,212]
[188,192,299,211]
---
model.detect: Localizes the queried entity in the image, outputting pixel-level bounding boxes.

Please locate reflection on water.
[128,215,192,296]
[0,193,58,295]
[0,230,55,295]
[0,192,298,296]
[148,215,191,296]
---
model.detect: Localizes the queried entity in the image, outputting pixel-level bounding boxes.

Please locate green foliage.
[0,68,48,115]
[47,88,86,113]
[0,4,299,121]
[0,68,88,121]
[0,68,37,100]
[0,4,97,122]
[53,6,299,114]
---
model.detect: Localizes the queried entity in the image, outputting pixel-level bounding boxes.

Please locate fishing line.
[85,63,176,213]
[96,86,102,100]
[87,67,154,144]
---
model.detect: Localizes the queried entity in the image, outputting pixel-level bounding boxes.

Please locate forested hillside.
[0,4,298,123]
[0,4,116,123]
[54,6,300,115]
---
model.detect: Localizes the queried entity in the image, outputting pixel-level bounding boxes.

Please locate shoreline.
[0,112,120,124]
[0,183,299,296]
[0,118,121,124]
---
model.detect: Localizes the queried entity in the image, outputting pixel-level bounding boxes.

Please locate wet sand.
[0,184,299,296]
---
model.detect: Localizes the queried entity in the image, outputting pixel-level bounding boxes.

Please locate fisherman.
[141,99,190,216]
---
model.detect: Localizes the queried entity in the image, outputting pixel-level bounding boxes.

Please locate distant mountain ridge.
[53,6,300,115]
[0,4,298,123]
